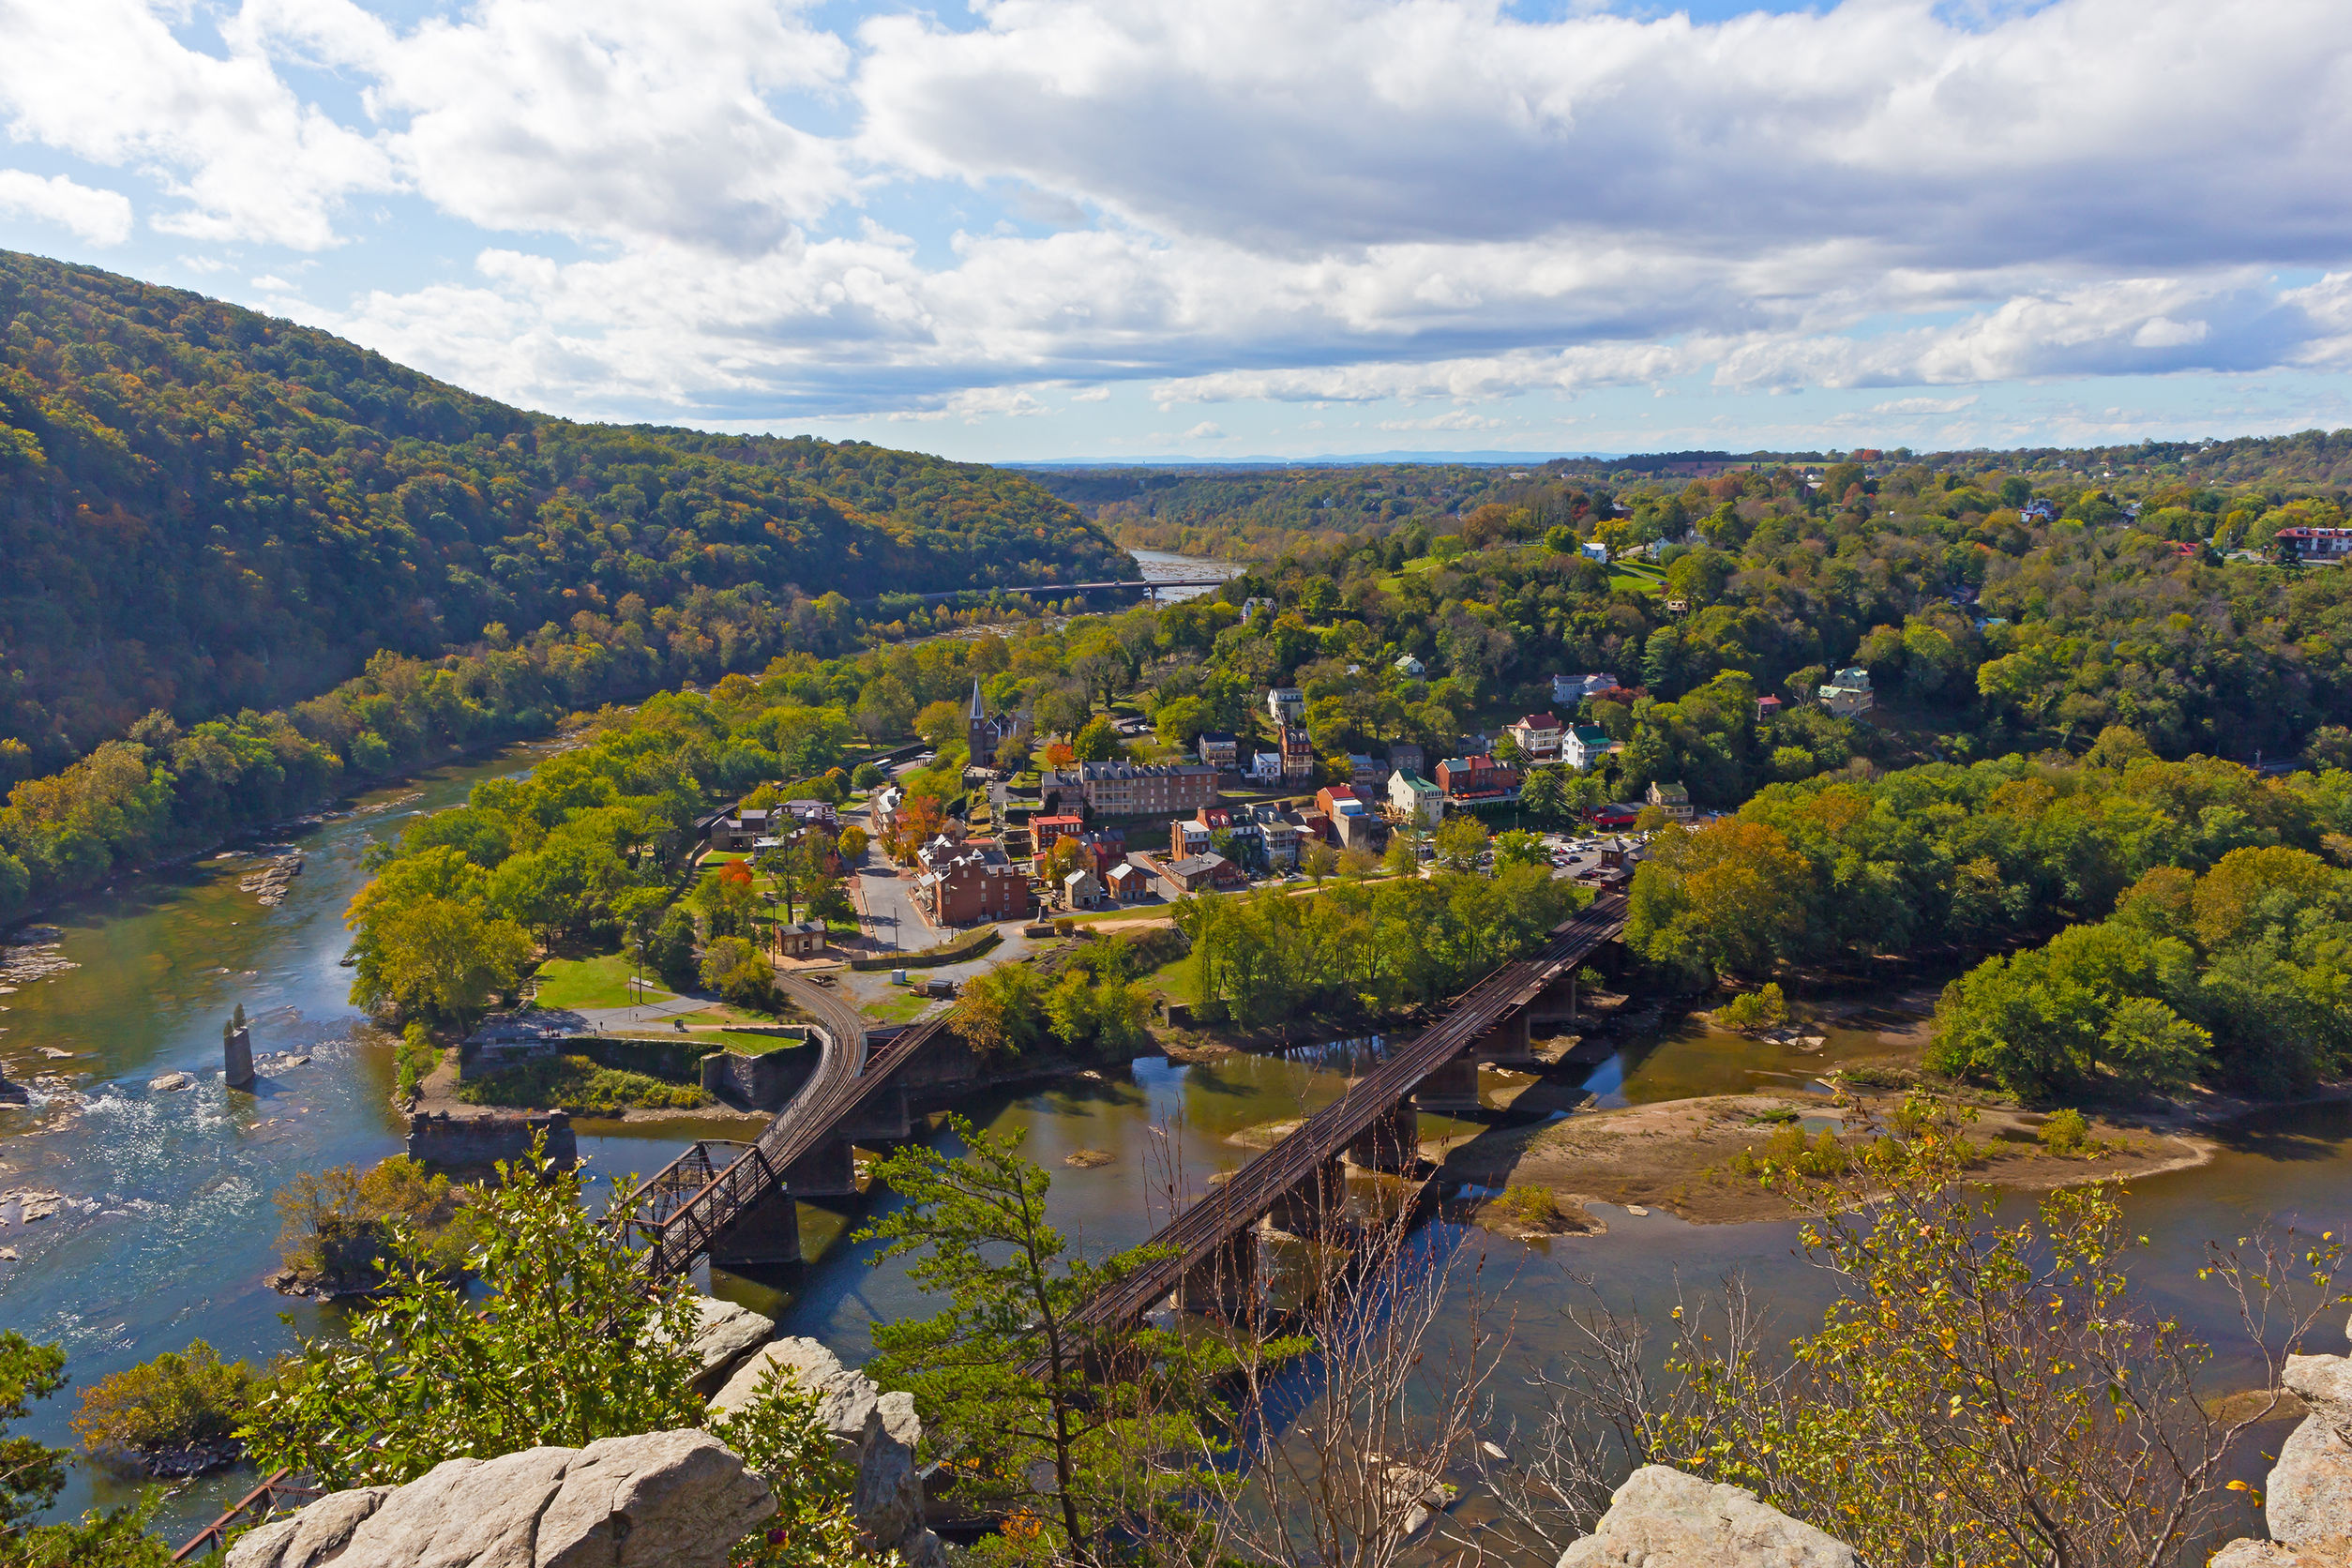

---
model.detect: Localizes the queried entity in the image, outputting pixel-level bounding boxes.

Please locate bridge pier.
[1345,1101,1420,1173]
[1267,1155,1349,1240]
[784,1138,859,1199]
[1468,1009,1533,1063]
[1178,1231,1260,1317]
[709,1183,802,1268]
[1413,1051,1481,1108]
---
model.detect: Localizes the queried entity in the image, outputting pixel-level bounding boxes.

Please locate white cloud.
[247,0,854,252]
[0,170,131,244]
[1869,395,1980,415]
[0,0,392,249]
[1184,421,1224,439]
[5,0,2352,441]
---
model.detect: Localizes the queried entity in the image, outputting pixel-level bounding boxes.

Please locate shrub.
[72,1341,260,1458]
[1717,983,1788,1033]
[700,935,775,1011]
[2039,1108,2090,1155]
[1501,1184,1560,1227]
[275,1157,473,1293]
[396,1020,438,1098]
[851,761,885,790]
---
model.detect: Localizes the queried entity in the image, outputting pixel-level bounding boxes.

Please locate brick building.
[1037,761,1220,817]
[914,836,1032,927]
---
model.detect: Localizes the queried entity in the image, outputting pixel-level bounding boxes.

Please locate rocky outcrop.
[1556,1466,1854,1568]
[224,1428,773,1568]
[667,1296,775,1395]
[2206,1341,2352,1567]
[711,1336,942,1568]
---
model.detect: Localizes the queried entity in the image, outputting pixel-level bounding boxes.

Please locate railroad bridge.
[616,893,1628,1304]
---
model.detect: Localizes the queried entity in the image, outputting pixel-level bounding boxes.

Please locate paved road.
[851,863,935,953]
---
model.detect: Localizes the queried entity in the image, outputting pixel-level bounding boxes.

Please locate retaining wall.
[700,1036,819,1110]
[406,1108,576,1168]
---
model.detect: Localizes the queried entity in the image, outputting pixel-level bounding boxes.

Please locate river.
[1128,547,1243,602]
[3,734,2346,1549]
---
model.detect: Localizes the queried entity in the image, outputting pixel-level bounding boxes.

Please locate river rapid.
[4,741,2349,1545]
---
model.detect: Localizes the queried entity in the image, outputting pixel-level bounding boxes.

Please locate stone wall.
[698,1037,815,1110]
[404,1108,575,1168]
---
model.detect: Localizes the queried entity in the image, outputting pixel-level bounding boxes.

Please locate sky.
[2,0,2351,463]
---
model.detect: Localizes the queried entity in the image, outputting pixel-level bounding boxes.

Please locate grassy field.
[457,1055,708,1115]
[863,990,938,1025]
[533,952,670,1012]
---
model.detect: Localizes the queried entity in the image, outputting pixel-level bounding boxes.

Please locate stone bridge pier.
[1177,1231,1260,1317]
[1345,1100,1419,1173]
[1266,1155,1349,1240]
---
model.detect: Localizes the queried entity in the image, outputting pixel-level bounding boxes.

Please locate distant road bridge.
[617,893,1626,1297]
[869,578,1230,607]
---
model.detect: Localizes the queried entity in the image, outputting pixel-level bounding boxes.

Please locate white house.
[1581,541,1610,564]
[1388,770,1444,827]
[1818,666,1875,717]
[1563,725,1612,770]
[1266,686,1306,724]
[1394,654,1426,679]
[1505,712,1564,760]
[1248,751,1285,784]
[1552,672,1618,705]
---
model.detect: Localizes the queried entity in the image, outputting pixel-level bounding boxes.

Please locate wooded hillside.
[0,251,1123,783]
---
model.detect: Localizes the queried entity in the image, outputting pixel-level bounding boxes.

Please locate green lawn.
[607,1028,806,1054]
[864,990,937,1025]
[533,952,671,1011]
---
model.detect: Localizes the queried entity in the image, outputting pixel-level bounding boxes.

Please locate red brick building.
[914,837,1033,927]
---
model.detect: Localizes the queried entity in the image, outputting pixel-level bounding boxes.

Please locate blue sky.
[2,0,2348,462]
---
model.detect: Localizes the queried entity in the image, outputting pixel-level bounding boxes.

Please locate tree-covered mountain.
[0,250,1125,784]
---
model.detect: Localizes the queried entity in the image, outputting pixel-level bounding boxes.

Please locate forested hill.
[0,250,1123,782]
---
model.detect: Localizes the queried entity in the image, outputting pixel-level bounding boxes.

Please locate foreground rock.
[712,1336,944,1568]
[658,1296,775,1395]
[225,1428,772,1568]
[2221,1349,2352,1566]
[1556,1466,1854,1568]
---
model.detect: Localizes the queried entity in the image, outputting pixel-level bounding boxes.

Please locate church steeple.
[969,677,986,719]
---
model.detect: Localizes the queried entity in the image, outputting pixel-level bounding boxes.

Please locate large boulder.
[1556,1466,1855,1568]
[710,1336,942,1568]
[2264,1353,2352,1560]
[225,1429,772,1568]
[656,1296,775,1395]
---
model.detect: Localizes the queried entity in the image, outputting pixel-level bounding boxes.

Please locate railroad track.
[1057,893,1628,1336]
[616,970,955,1280]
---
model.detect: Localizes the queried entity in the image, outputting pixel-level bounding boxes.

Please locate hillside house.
[1267,686,1306,724]
[1506,712,1563,760]
[1817,666,1875,717]
[1171,819,1213,860]
[1563,725,1612,771]
[1106,862,1150,901]
[1388,770,1443,827]
[1386,740,1425,777]
[1198,731,1240,769]
[1436,754,1523,807]
[1394,654,1426,679]
[1280,724,1316,783]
